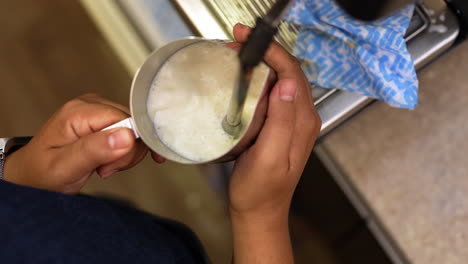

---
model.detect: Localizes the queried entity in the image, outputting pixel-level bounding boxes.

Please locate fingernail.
[156,156,167,164]
[108,129,132,150]
[279,80,297,102]
[101,169,118,179]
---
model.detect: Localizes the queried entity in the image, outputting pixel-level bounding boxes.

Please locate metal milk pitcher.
[105,38,271,164]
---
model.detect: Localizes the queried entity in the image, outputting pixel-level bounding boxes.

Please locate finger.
[40,103,131,149]
[225,42,242,52]
[58,128,135,175]
[96,140,149,178]
[78,93,130,115]
[233,23,251,43]
[288,86,320,163]
[263,69,278,97]
[290,107,321,167]
[295,79,316,131]
[233,24,320,169]
[252,79,297,166]
[72,104,130,137]
[234,24,313,106]
[151,151,167,164]
[234,24,313,107]
[234,23,309,111]
[264,46,316,152]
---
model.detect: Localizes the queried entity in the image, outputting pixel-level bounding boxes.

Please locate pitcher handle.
[102,118,140,139]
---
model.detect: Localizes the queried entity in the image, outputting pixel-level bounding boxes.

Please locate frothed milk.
[147,42,267,162]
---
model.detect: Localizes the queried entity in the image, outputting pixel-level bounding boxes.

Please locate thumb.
[233,23,251,43]
[254,79,297,157]
[59,128,135,176]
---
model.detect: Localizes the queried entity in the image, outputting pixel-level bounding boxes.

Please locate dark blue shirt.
[0,180,209,264]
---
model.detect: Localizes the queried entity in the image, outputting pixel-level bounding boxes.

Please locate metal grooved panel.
[203,0,298,52]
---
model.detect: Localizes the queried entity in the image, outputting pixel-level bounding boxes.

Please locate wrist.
[229,205,294,264]
[229,206,290,232]
[2,149,22,184]
[229,196,292,225]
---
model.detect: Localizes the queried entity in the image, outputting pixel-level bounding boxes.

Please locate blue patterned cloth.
[285,0,418,109]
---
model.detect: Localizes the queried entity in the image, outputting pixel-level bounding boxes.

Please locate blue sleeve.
[0,180,208,264]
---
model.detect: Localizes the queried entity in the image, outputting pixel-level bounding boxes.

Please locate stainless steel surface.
[318,92,374,135]
[197,0,299,52]
[222,68,249,136]
[171,0,228,39]
[409,3,460,67]
[405,6,430,41]
[126,39,270,164]
[0,138,8,149]
[0,137,32,161]
[117,0,192,49]
[0,138,7,160]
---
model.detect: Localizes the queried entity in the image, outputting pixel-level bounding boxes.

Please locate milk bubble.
[147,42,244,162]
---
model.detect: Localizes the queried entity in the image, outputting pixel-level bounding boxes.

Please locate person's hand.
[230,23,321,220]
[228,24,322,263]
[3,94,152,194]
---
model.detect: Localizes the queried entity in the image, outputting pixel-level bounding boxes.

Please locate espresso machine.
[220,0,468,136]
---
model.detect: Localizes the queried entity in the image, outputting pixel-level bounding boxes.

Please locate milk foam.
[147,42,244,162]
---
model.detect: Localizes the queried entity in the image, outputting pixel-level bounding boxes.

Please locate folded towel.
[285,0,418,109]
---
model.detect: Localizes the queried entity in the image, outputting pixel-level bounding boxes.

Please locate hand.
[229,24,322,263]
[230,24,321,220]
[3,94,150,194]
